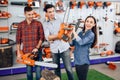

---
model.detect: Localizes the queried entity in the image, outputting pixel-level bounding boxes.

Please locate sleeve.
[16,23,22,44]
[38,22,45,41]
[75,33,94,46]
[42,22,50,41]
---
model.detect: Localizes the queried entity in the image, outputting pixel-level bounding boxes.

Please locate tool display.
[17,51,58,68]
[11,2,27,6]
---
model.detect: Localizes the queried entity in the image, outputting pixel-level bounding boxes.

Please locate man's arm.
[16,23,22,59]
[48,35,58,41]
[16,44,22,59]
[32,22,44,53]
[36,40,43,49]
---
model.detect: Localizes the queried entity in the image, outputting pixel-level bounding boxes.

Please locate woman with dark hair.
[72,16,97,80]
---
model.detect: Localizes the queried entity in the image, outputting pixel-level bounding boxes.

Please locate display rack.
[0,2,9,33]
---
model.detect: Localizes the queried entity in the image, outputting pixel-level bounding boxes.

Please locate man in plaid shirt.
[16,6,44,80]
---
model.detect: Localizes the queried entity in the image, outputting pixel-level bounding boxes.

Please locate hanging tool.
[94,1,103,9]
[103,2,111,9]
[77,1,85,9]
[87,1,95,8]
[102,2,112,22]
[69,0,77,9]
[114,22,120,36]
[55,0,64,13]
[17,50,58,68]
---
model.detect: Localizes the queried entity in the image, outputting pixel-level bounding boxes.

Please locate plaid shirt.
[16,20,44,53]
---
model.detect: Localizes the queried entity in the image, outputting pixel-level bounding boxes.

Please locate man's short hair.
[44,4,55,12]
[24,6,33,12]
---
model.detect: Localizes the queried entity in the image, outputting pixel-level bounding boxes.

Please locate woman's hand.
[72,27,78,39]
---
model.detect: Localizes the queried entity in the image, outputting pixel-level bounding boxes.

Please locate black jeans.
[52,49,74,80]
[75,64,89,80]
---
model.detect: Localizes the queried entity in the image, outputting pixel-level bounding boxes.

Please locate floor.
[0,63,120,80]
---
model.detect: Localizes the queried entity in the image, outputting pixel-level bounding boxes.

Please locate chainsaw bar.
[35,61,58,68]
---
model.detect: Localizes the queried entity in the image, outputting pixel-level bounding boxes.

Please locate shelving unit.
[0,0,11,45]
[0,3,9,33]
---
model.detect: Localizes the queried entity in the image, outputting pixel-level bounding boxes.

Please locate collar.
[82,29,92,34]
[45,17,57,22]
[24,19,34,24]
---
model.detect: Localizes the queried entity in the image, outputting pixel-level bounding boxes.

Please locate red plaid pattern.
[16,20,44,53]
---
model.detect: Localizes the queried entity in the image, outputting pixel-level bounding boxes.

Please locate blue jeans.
[26,50,42,80]
[52,49,74,80]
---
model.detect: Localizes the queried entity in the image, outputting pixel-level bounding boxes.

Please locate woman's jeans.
[75,64,89,80]
[26,50,42,80]
[52,49,74,80]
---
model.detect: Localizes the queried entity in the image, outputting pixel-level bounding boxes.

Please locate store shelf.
[0,4,8,7]
[0,17,9,19]
[0,54,120,76]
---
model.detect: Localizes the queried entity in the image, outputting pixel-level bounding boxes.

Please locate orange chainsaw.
[17,50,58,68]
[57,6,74,42]
[57,23,74,42]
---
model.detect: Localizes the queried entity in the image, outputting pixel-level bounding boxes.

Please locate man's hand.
[16,50,22,61]
[32,48,38,53]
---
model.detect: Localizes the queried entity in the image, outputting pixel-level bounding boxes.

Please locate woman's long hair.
[83,16,97,48]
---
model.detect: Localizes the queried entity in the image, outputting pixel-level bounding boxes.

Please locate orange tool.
[27,0,33,6]
[0,38,9,44]
[77,1,85,9]
[17,51,58,68]
[57,6,74,42]
[43,47,51,58]
[58,24,73,42]
[95,1,103,7]
[106,61,120,70]
[87,1,94,8]
[69,0,77,9]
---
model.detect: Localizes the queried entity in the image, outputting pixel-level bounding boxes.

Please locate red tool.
[106,61,120,70]
[17,50,58,68]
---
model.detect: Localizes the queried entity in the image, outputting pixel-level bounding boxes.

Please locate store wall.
[0,0,120,54]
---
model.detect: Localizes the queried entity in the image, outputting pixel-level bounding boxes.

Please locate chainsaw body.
[17,51,58,68]
[57,23,74,42]
[17,51,38,66]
